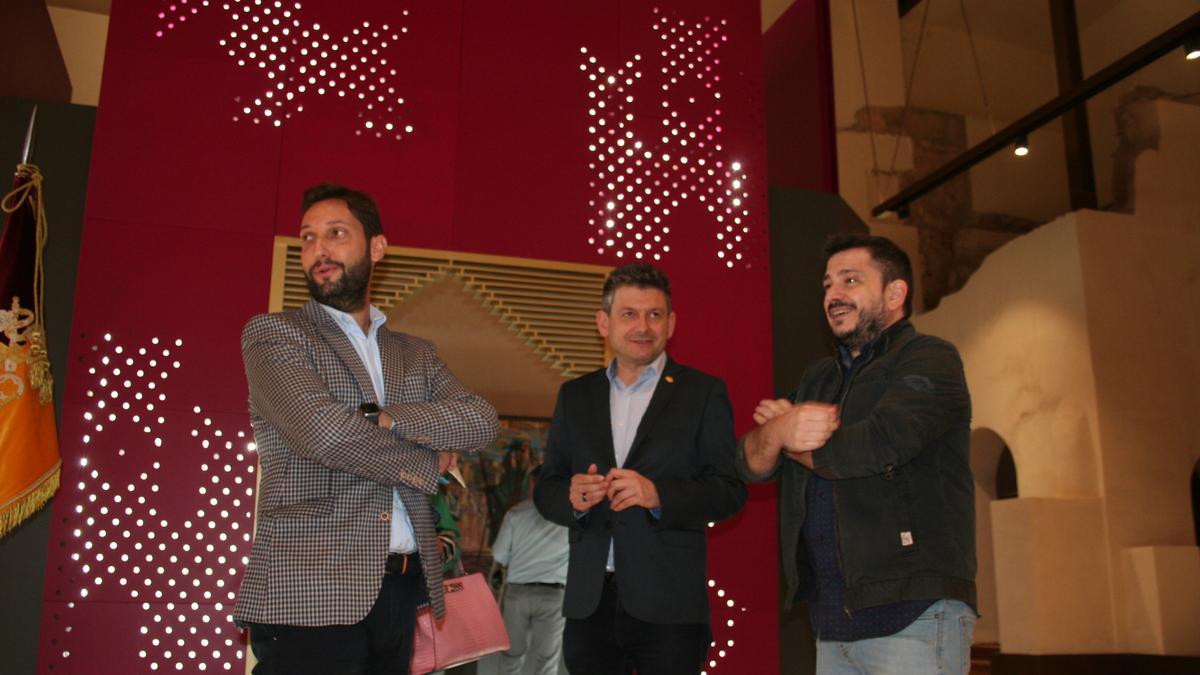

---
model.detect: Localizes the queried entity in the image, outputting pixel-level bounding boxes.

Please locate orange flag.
[0,163,61,537]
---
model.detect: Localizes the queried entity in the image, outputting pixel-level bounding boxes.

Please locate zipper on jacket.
[832,490,854,620]
[831,346,877,620]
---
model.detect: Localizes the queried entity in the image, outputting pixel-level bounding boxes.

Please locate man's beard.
[831,299,888,353]
[305,254,372,313]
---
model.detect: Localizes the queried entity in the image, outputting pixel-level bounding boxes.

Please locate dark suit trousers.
[248,555,424,675]
[563,573,711,675]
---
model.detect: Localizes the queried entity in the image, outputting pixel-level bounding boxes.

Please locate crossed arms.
[740,338,969,482]
[242,313,498,494]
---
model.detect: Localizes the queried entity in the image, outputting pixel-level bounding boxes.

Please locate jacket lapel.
[590,371,618,470]
[624,356,681,466]
[303,300,379,404]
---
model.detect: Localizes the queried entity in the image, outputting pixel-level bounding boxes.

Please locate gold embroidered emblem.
[0,297,53,406]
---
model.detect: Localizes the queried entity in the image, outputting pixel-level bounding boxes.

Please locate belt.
[385,552,421,575]
[513,581,564,589]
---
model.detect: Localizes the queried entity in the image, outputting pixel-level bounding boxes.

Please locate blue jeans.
[815,600,977,675]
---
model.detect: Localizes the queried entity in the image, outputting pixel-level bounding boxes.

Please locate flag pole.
[20,105,37,167]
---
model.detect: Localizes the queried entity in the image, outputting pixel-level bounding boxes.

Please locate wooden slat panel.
[273,238,611,375]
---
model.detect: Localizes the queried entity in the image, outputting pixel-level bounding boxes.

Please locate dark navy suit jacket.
[534,357,746,624]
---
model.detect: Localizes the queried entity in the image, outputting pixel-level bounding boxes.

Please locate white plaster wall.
[914,215,1105,499]
[1077,0,1200,76]
[830,0,906,127]
[910,99,1200,655]
[990,497,1115,653]
[899,20,1059,123]
[965,115,1071,224]
[1121,547,1200,655]
[891,0,1200,215]
[1076,100,1200,652]
[828,0,926,306]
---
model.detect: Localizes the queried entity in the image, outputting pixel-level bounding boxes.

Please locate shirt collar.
[319,302,387,338]
[606,350,668,390]
[837,338,876,371]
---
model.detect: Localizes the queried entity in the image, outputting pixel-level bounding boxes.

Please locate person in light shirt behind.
[492,465,569,675]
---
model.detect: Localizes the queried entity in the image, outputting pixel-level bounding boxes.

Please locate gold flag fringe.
[0,163,61,536]
[0,461,60,537]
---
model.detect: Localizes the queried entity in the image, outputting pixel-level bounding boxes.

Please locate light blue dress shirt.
[492,499,569,585]
[603,350,666,570]
[321,303,417,553]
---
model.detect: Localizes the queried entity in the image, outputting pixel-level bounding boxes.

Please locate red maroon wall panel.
[40,2,779,673]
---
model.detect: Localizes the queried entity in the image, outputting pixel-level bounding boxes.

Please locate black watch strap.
[360,403,381,424]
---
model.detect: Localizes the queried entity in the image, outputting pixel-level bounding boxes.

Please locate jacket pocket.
[265,496,336,520]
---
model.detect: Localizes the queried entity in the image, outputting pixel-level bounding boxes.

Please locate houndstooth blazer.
[233,300,498,626]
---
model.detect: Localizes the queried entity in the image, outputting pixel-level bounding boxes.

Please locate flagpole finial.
[19,105,38,168]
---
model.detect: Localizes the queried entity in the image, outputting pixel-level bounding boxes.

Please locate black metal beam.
[872,10,1200,217]
[1049,0,1098,210]
[899,0,923,18]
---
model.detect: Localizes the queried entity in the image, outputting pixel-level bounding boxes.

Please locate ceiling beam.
[899,0,924,18]
[872,9,1200,217]
[1049,0,1098,211]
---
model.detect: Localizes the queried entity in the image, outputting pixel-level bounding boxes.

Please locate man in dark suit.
[233,184,498,674]
[533,264,746,675]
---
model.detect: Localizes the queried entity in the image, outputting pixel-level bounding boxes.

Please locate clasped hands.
[754,399,840,469]
[569,463,658,513]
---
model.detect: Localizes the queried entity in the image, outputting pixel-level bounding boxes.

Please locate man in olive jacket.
[739,234,976,675]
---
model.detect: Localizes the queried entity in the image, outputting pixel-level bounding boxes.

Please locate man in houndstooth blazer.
[234,183,498,674]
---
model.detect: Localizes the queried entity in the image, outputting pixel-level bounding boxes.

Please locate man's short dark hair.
[823,233,914,317]
[301,183,384,239]
[601,264,672,313]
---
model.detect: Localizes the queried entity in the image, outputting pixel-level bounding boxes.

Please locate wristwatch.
[360,403,381,426]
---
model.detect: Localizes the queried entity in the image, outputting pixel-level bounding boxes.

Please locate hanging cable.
[850,0,880,174]
[959,0,997,135]
[888,0,934,174]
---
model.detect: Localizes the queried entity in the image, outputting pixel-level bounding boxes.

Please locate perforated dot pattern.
[50,334,257,672]
[155,1,414,140]
[704,566,742,674]
[582,8,753,268]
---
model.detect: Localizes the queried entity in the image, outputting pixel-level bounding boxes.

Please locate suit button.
[379,512,391,522]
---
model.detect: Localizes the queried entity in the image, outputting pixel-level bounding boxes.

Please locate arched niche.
[971,427,1018,500]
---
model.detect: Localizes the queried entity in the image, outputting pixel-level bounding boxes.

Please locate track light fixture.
[1013,134,1030,157]
[1185,31,1200,61]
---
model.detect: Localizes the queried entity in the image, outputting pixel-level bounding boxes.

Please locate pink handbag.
[410,573,511,674]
